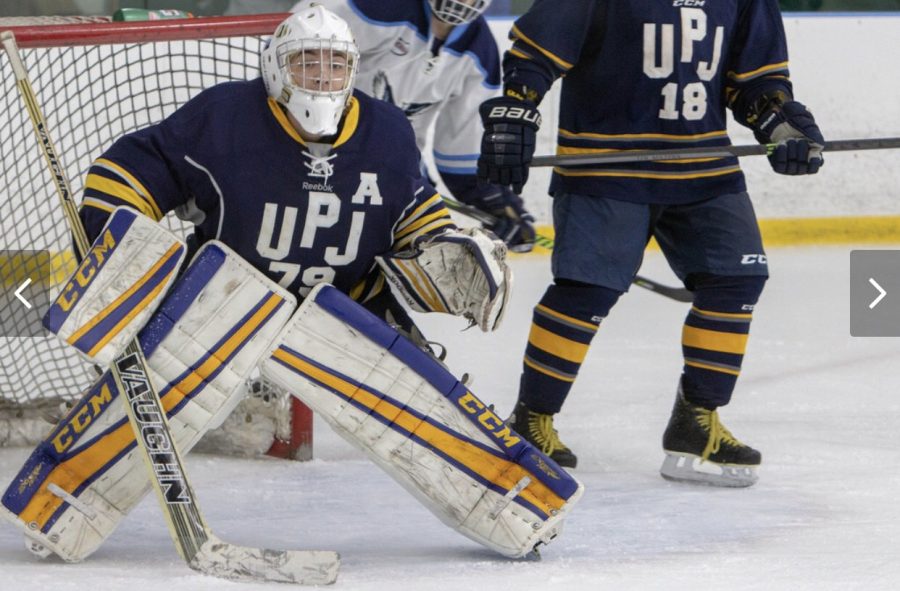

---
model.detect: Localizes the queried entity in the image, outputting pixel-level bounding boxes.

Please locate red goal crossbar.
[4,13,290,47]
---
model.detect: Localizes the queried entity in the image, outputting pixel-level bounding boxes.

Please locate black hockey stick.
[2,30,339,585]
[442,197,693,303]
[531,137,900,168]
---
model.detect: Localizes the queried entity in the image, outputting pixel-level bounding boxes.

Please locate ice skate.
[660,386,760,487]
[509,401,578,468]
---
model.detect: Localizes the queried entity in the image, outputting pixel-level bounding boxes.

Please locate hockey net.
[0,13,312,459]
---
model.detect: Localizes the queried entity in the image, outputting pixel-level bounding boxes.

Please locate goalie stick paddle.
[531,137,900,168]
[441,198,693,303]
[1,30,339,585]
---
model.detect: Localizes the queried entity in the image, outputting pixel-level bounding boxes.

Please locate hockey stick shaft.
[531,137,900,168]
[442,197,693,303]
[2,31,337,584]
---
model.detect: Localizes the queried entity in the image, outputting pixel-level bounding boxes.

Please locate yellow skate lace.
[696,408,743,461]
[528,413,570,455]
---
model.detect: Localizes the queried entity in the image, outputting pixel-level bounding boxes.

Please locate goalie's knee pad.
[1,241,296,562]
[261,284,583,558]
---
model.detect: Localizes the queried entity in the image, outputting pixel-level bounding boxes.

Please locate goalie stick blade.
[190,535,340,585]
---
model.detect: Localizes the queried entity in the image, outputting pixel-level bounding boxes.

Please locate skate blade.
[660,452,758,488]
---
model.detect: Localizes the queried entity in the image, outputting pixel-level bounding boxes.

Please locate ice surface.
[2,246,899,590]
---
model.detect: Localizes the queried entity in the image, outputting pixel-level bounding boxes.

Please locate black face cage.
[429,0,489,25]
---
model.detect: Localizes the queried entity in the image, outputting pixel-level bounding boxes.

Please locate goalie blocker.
[262,284,583,558]
[43,206,186,365]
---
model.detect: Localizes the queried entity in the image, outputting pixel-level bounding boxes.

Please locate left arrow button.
[15,277,33,309]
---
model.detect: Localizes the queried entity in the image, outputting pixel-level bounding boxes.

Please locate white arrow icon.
[14,278,32,310]
[868,277,887,309]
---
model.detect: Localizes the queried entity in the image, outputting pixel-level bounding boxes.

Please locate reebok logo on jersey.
[488,106,542,126]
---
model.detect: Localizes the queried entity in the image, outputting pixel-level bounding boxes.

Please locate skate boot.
[509,401,578,468]
[660,387,760,487]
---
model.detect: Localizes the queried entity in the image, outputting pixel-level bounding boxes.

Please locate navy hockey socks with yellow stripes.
[512,282,621,468]
[680,274,767,408]
[662,274,766,487]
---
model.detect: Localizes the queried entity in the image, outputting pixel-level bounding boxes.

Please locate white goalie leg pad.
[261,284,583,558]
[1,241,296,562]
[43,207,186,366]
[376,227,512,331]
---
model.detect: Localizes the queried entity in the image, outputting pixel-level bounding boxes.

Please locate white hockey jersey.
[291,0,501,182]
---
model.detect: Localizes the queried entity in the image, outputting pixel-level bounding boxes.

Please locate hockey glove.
[478,94,541,194]
[376,228,511,332]
[464,184,536,253]
[754,100,825,175]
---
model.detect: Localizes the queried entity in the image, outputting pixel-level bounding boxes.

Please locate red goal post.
[0,13,313,460]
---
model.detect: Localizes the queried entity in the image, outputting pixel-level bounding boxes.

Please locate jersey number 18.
[642,7,724,122]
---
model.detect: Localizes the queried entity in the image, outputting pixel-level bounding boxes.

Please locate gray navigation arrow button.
[868,277,886,309]
[14,277,33,309]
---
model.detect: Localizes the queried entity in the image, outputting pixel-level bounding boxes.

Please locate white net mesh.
[0,16,274,442]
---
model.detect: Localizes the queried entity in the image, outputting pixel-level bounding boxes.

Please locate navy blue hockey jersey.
[80,79,454,301]
[504,0,793,204]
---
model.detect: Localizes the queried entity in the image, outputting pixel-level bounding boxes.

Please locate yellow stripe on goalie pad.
[160,292,285,414]
[66,242,183,356]
[19,414,136,530]
[271,347,567,516]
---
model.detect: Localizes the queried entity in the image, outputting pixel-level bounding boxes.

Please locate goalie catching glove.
[376,227,511,332]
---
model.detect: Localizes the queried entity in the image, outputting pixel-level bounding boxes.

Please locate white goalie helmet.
[428,0,490,25]
[261,6,359,137]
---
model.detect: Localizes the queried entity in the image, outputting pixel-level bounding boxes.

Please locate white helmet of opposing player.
[261,6,359,137]
[428,0,490,25]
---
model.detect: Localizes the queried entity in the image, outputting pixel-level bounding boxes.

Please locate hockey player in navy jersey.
[1,8,591,564]
[77,4,501,343]
[290,0,536,252]
[479,0,824,486]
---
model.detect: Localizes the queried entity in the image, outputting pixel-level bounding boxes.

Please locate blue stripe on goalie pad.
[138,243,227,357]
[269,345,551,518]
